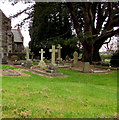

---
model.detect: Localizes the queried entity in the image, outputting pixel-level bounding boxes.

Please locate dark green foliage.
[29,3,78,58]
[110,51,119,67]
[28,2,119,62]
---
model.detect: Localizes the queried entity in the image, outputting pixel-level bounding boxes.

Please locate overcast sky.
[0,1,35,47]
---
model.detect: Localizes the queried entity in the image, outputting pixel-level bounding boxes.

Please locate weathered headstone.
[21,60,32,69]
[57,44,62,61]
[72,51,79,67]
[22,47,32,69]
[83,62,91,72]
[65,55,70,62]
[49,45,58,65]
[38,49,47,68]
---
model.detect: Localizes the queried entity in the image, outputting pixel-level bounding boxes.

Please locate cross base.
[38,60,47,69]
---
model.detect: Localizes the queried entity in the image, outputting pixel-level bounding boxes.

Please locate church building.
[0,9,24,63]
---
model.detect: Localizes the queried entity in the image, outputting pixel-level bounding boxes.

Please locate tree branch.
[103,37,111,44]
[98,28,119,44]
[66,3,82,36]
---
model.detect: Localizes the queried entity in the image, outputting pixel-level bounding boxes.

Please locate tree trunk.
[92,50,101,62]
[82,41,94,63]
[92,40,104,62]
[82,39,103,63]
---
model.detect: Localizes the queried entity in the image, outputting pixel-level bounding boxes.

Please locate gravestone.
[21,60,32,69]
[21,47,32,69]
[49,45,58,65]
[38,49,47,69]
[65,55,71,62]
[57,44,62,61]
[72,51,79,67]
[83,62,91,72]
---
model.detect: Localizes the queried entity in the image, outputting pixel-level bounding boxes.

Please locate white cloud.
[0,1,34,47]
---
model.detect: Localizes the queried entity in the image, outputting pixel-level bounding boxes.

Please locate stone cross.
[49,45,58,65]
[25,47,31,60]
[38,49,46,68]
[57,44,62,61]
[39,49,45,61]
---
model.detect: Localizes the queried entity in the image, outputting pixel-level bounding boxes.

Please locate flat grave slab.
[92,69,110,73]
[0,69,21,76]
[0,68,30,76]
[30,64,67,77]
[30,68,65,77]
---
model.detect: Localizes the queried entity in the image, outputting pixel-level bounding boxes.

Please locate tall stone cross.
[25,47,31,60]
[49,45,58,65]
[39,49,45,61]
[57,44,62,61]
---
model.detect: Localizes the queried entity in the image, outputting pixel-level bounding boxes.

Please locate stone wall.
[0,9,14,63]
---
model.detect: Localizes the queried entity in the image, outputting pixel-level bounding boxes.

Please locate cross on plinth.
[57,44,62,61]
[39,49,46,68]
[49,45,58,65]
[39,49,45,61]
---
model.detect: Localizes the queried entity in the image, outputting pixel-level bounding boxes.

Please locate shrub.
[110,51,119,67]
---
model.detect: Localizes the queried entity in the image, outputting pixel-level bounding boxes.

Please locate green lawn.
[1,65,117,118]
[0,65,20,70]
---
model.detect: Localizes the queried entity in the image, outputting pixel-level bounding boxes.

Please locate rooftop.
[11,29,23,43]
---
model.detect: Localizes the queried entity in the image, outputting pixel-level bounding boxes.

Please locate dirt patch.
[12,69,31,76]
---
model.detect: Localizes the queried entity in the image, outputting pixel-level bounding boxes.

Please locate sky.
[0,1,118,52]
[0,1,35,47]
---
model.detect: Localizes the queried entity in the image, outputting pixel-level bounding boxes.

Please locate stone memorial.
[49,45,58,65]
[65,55,71,62]
[72,51,79,68]
[22,47,32,69]
[57,44,62,61]
[38,49,47,69]
[83,62,91,72]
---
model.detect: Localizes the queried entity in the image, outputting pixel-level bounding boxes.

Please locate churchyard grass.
[33,62,39,65]
[0,65,20,70]
[1,66,117,118]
